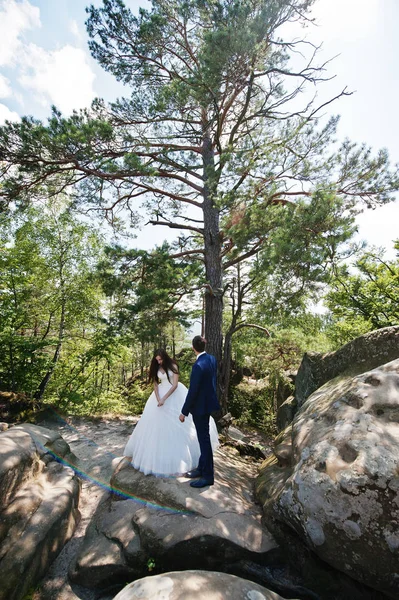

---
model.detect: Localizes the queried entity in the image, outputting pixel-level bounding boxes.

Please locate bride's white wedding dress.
[123,369,219,476]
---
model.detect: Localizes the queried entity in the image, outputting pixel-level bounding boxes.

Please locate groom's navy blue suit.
[181,352,220,482]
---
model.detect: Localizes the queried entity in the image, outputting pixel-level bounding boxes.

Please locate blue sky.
[0,0,398,255]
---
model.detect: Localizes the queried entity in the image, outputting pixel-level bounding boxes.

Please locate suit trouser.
[192,413,214,481]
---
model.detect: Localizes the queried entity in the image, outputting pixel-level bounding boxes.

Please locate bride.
[123,348,219,476]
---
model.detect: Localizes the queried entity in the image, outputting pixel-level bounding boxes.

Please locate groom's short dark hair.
[192,335,206,352]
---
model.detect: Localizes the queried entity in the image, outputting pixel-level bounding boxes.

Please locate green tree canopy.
[324,242,399,346]
[0,202,104,399]
[97,241,203,345]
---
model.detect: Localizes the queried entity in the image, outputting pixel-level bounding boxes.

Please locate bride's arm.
[158,372,178,406]
[154,381,161,404]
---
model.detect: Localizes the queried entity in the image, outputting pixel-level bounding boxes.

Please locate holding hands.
[156,369,178,407]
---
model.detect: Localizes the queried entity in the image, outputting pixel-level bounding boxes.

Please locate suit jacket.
[181,352,220,416]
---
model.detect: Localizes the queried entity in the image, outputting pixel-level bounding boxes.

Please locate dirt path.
[32,413,138,600]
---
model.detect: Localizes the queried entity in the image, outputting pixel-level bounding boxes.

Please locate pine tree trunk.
[201,126,224,401]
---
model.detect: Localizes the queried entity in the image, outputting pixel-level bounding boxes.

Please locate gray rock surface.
[295,325,399,407]
[276,396,297,432]
[30,414,137,600]
[257,358,399,599]
[30,415,307,600]
[0,426,80,600]
[227,424,249,441]
[69,448,279,590]
[112,570,299,600]
[12,422,75,463]
[276,372,295,410]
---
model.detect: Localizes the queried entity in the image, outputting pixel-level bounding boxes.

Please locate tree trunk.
[140,340,145,378]
[220,330,233,414]
[202,129,223,374]
[34,238,67,401]
[201,294,205,337]
[95,359,98,390]
[201,126,224,410]
[8,342,16,392]
[99,363,105,393]
[219,265,245,412]
[34,301,65,400]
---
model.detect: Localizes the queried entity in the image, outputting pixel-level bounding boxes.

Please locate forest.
[0,0,398,432]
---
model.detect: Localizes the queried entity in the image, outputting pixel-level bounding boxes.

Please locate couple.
[123,336,220,488]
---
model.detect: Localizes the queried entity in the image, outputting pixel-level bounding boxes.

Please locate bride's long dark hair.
[148,348,178,384]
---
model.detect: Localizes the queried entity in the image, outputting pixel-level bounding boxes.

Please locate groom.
[179,335,220,488]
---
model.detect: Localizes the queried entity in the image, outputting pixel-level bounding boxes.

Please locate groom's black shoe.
[190,478,214,488]
[185,469,202,478]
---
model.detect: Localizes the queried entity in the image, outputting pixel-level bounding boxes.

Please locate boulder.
[276,396,297,432]
[69,448,280,590]
[12,423,75,463]
[0,428,39,508]
[256,358,399,599]
[223,438,268,460]
[276,371,295,410]
[226,424,248,442]
[112,570,300,600]
[0,425,80,600]
[295,326,399,408]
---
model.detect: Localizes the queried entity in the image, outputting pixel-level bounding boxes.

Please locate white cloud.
[0,102,20,123]
[0,73,11,98]
[0,0,40,67]
[0,1,96,114]
[69,19,81,39]
[18,44,96,114]
[14,90,24,106]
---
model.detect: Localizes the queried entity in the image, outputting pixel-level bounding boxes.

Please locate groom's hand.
[179,414,185,422]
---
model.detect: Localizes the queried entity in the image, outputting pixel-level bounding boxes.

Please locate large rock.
[112,570,300,600]
[0,425,80,600]
[12,423,75,463]
[0,428,39,509]
[295,326,399,408]
[276,396,297,432]
[276,371,295,410]
[69,448,280,591]
[256,358,399,599]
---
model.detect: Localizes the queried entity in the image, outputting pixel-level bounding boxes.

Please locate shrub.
[229,380,277,436]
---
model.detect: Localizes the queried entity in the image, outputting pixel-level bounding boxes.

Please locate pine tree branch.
[168,249,205,260]
[147,220,204,235]
[232,323,271,337]
[223,240,264,270]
